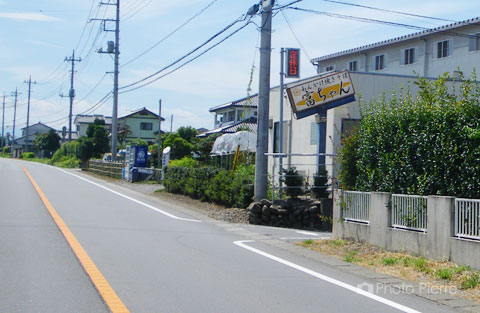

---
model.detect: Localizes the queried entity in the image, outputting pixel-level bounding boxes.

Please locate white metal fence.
[342,191,371,223]
[391,194,428,232]
[455,198,480,240]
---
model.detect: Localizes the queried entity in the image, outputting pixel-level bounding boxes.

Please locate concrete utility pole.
[24,76,36,152]
[1,93,5,150]
[170,114,173,133]
[97,0,120,160]
[64,50,81,141]
[158,99,162,169]
[11,88,20,152]
[278,48,285,197]
[254,0,274,202]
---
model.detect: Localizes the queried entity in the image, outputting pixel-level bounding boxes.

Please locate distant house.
[209,94,257,129]
[74,114,112,138]
[12,122,56,157]
[118,107,165,144]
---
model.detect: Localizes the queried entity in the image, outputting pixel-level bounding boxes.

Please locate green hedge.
[163,164,255,208]
[339,74,480,198]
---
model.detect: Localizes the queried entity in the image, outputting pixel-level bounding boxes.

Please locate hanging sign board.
[286,48,300,78]
[286,70,355,119]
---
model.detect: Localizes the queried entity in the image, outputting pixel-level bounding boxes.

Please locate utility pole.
[254,0,274,202]
[158,99,162,169]
[64,50,81,141]
[24,76,36,152]
[97,0,120,160]
[1,93,5,150]
[11,88,20,155]
[170,114,173,133]
[278,48,285,197]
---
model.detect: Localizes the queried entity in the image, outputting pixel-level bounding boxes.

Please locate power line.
[280,8,313,64]
[121,0,153,21]
[287,7,475,39]
[319,0,457,23]
[119,18,253,94]
[119,13,249,90]
[121,0,220,68]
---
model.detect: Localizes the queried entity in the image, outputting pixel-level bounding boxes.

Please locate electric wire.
[287,7,476,39]
[121,0,220,68]
[279,7,313,64]
[119,18,254,94]
[320,0,457,23]
[119,13,248,90]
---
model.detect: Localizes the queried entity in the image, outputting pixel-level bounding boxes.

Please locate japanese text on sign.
[286,70,355,116]
[286,48,300,78]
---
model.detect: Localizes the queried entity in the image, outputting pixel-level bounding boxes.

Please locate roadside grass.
[300,239,480,304]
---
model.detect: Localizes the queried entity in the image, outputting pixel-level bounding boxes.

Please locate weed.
[414,257,428,272]
[345,250,360,263]
[330,239,346,247]
[454,265,471,274]
[460,273,480,290]
[436,268,453,281]
[402,256,414,267]
[304,239,314,245]
[382,257,399,266]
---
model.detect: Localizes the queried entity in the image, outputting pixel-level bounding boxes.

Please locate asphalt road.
[0,158,460,313]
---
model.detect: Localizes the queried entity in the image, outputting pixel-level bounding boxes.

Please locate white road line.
[234,240,422,313]
[57,168,201,223]
[280,237,331,241]
[295,230,319,236]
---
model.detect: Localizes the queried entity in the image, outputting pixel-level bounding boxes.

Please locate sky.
[1,0,480,138]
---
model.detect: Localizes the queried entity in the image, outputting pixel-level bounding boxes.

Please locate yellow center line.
[22,166,130,313]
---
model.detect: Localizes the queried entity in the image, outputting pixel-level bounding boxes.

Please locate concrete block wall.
[333,190,480,270]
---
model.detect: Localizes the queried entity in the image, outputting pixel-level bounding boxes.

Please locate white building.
[209,94,258,129]
[74,114,112,138]
[267,17,480,185]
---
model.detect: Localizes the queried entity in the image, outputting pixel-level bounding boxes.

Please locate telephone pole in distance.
[64,50,81,141]
[24,76,36,152]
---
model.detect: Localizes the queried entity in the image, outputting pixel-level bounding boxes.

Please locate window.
[273,121,288,153]
[375,55,385,70]
[227,111,235,122]
[348,61,358,72]
[325,65,335,71]
[403,48,415,65]
[469,33,480,51]
[437,40,450,58]
[140,122,153,130]
[310,122,318,145]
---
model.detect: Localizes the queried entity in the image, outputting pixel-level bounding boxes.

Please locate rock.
[260,199,272,207]
[277,208,288,216]
[261,214,270,223]
[248,202,262,214]
[262,205,272,216]
[249,216,262,225]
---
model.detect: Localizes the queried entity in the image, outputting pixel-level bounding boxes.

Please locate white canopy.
[211,131,256,155]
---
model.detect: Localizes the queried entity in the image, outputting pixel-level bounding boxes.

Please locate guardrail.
[342,191,371,223]
[455,198,480,240]
[87,159,124,179]
[391,194,428,232]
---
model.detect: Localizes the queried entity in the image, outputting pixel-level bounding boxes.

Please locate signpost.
[286,70,355,119]
[285,48,300,78]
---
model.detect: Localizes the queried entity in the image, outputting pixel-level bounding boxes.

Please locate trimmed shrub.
[281,167,303,199]
[22,152,35,159]
[339,73,480,198]
[163,164,255,208]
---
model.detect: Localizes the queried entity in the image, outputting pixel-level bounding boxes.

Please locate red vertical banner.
[286,48,300,78]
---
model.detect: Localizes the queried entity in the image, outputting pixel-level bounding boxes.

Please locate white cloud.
[0,12,61,22]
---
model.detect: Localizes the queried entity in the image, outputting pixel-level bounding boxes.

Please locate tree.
[177,126,198,143]
[34,130,61,152]
[194,133,220,162]
[163,133,193,160]
[85,118,109,158]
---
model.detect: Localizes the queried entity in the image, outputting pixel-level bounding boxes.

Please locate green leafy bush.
[281,167,303,199]
[312,166,329,199]
[339,73,480,198]
[169,156,198,168]
[163,164,254,208]
[22,152,35,159]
